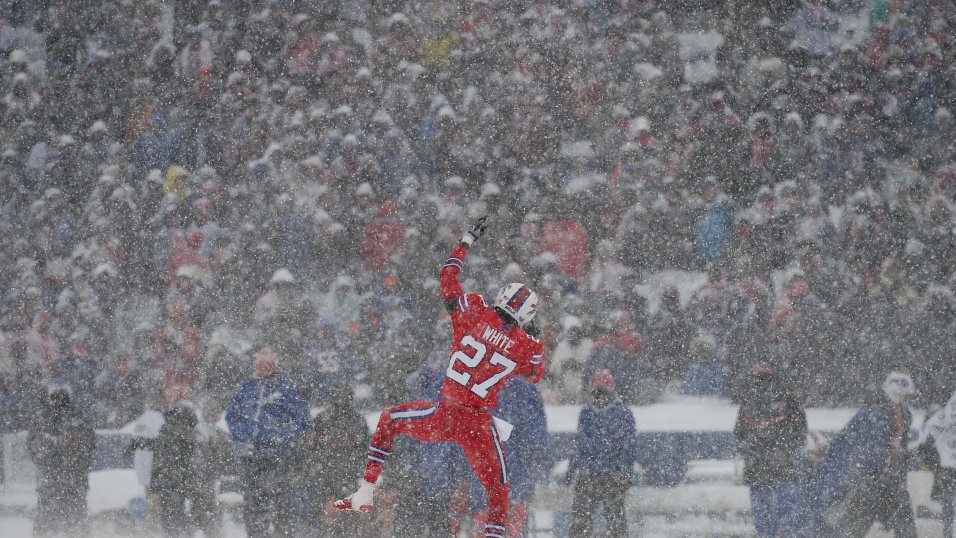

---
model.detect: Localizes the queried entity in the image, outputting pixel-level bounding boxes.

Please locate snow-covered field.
[0,466,946,537]
[1,399,938,536]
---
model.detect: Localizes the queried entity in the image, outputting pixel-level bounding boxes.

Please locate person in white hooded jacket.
[317,274,362,333]
[914,391,956,538]
[542,315,593,404]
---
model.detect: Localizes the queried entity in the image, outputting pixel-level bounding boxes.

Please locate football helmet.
[493,283,539,329]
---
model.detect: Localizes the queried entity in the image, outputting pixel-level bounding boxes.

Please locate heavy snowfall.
[1,0,955,536]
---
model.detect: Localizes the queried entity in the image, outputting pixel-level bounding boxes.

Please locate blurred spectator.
[134,112,185,175]
[179,25,213,83]
[303,382,369,535]
[544,315,593,403]
[644,286,692,392]
[583,311,643,404]
[800,372,917,537]
[225,348,309,538]
[49,334,100,414]
[567,370,638,538]
[678,332,725,397]
[734,362,807,538]
[360,201,406,273]
[539,203,590,280]
[0,0,952,495]
[95,356,144,428]
[28,382,95,536]
[913,390,956,538]
[783,0,839,61]
[254,268,316,391]
[125,401,218,538]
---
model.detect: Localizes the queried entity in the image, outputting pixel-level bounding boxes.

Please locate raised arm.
[440,216,488,315]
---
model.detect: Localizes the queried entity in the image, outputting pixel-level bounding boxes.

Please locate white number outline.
[446,334,486,386]
[470,352,517,397]
[446,334,517,398]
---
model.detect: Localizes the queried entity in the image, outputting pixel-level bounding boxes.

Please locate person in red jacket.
[539,215,589,280]
[360,202,406,272]
[335,217,545,538]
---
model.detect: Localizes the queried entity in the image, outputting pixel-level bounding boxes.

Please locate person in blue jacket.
[226,348,309,538]
[468,375,548,537]
[567,369,638,538]
[798,372,917,538]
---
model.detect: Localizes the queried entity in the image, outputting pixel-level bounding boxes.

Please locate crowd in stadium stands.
[0,0,954,436]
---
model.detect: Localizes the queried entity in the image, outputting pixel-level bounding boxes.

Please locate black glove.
[460,216,488,247]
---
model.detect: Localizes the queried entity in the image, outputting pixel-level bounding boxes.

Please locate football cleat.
[334,480,375,513]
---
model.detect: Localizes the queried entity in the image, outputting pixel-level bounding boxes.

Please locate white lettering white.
[480,325,515,353]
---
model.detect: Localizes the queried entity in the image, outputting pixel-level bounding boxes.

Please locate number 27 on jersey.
[446,334,517,398]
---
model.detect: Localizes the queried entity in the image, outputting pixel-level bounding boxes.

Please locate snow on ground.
[1,465,946,537]
[3,398,934,537]
[87,470,145,514]
[0,398,936,538]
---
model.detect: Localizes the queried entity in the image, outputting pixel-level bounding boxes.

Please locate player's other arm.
[524,341,545,384]
[440,216,488,315]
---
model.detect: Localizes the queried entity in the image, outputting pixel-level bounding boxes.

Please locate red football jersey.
[439,246,544,409]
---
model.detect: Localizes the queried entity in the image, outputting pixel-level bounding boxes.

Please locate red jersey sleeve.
[440,244,469,304]
[524,337,545,383]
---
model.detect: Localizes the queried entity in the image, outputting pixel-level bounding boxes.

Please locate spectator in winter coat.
[360,202,406,273]
[645,286,691,386]
[317,275,362,334]
[303,382,368,536]
[679,333,725,397]
[539,212,589,281]
[254,268,316,391]
[133,112,186,176]
[695,177,736,264]
[583,312,643,404]
[734,362,807,537]
[28,382,95,537]
[913,390,956,538]
[799,372,917,538]
[225,348,310,538]
[307,323,355,406]
[545,315,594,403]
[125,401,217,538]
[152,302,203,401]
[178,26,214,83]
[567,370,638,538]
[782,0,838,58]
[95,357,144,428]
